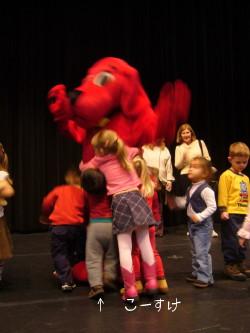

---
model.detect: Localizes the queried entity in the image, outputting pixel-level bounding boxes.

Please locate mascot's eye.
[93,72,115,87]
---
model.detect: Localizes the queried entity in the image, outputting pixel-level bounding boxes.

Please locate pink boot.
[121,267,139,303]
[142,262,158,296]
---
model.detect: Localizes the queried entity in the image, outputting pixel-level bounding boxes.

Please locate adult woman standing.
[174,124,218,237]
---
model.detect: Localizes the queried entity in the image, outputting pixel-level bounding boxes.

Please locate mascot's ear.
[120,67,150,118]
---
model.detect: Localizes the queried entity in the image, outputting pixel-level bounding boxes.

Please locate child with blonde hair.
[80,130,157,303]
[132,156,168,294]
[169,157,217,288]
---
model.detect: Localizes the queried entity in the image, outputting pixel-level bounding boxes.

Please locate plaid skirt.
[111,191,155,234]
[0,217,13,261]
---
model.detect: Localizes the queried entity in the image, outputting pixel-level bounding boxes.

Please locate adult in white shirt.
[143,139,175,191]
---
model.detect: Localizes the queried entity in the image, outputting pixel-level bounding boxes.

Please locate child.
[80,129,157,303]
[82,168,118,300]
[170,157,217,288]
[142,139,175,236]
[41,168,87,292]
[132,156,168,294]
[0,143,15,287]
[218,142,250,280]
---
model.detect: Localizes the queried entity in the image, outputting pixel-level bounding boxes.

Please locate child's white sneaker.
[61,282,76,292]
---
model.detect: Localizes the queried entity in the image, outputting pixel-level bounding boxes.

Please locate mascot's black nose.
[67,90,82,105]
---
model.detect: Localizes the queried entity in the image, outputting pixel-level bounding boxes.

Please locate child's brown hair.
[229,142,250,158]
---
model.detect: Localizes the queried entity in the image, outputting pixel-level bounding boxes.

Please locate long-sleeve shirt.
[218,169,249,215]
[175,180,217,222]
[42,185,86,225]
[79,147,140,196]
[175,140,211,175]
[142,146,174,183]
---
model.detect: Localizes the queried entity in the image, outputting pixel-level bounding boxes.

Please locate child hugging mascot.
[48,57,191,285]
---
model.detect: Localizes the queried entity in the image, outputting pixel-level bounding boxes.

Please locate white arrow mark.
[97,298,104,312]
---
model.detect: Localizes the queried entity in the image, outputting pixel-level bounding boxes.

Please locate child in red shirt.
[41,168,87,292]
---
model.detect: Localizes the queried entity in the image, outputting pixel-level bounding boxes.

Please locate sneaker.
[238,262,250,278]
[212,230,218,238]
[193,280,213,288]
[157,278,168,294]
[61,282,76,292]
[224,264,247,281]
[186,274,197,283]
[88,285,104,300]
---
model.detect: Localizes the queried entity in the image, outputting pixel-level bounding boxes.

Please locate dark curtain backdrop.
[1,2,250,232]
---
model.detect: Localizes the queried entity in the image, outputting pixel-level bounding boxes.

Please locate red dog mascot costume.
[48,57,191,286]
[48,57,191,162]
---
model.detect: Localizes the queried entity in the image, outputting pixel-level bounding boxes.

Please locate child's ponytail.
[116,138,132,172]
[133,156,154,198]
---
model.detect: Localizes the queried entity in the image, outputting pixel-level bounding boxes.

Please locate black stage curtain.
[0,2,250,232]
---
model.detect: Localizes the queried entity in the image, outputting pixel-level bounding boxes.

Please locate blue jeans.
[221,214,246,265]
[188,218,214,284]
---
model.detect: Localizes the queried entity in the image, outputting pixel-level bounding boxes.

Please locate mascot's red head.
[48,57,191,161]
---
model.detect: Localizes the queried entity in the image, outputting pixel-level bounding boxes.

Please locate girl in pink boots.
[80,130,157,303]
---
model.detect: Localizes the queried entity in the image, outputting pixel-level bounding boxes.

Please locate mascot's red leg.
[155,80,191,145]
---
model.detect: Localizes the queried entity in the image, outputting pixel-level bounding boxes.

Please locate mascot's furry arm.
[48,84,86,144]
[48,58,191,161]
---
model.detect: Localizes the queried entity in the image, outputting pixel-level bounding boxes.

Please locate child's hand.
[221,212,230,221]
[165,181,172,192]
[239,237,247,248]
[191,215,200,223]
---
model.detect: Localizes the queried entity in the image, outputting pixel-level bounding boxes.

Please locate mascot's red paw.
[72,261,88,282]
[48,84,73,122]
